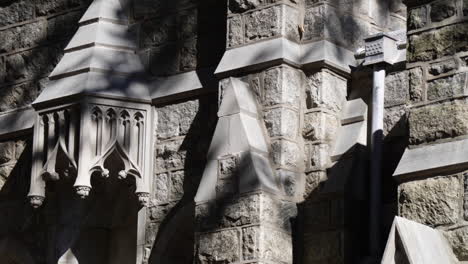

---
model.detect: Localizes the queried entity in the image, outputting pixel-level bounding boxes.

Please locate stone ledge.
[394,138,468,178]
[0,107,35,138]
[215,38,356,77]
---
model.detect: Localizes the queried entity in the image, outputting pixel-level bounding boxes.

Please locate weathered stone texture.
[303,231,343,263]
[271,140,301,169]
[264,66,301,107]
[427,73,467,101]
[464,0,468,16]
[155,139,187,171]
[154,173,169,204]
[303,4,371,49]
[263,107,299,139]
[242,226,292,262]
[228,15,243,47]
[446,227,468,261]
[197,229,240,263]
[303,111,339,142]
[408,22,468,62]
[306,143,330,171]
[409,99,468,144]
[0,0,34,27]
[5,48,52,82]
[306,70,347,112]
[428,59,457,76]
[385,71,409,107]
[384,106,407,137]
[141,17,177,48]
[399,176,461,226]
[430,0,456,22]
[0,141,15,163]
[408,6,427,30]
[0,21,46,53]
[409,67,424,102]
[47,11,82,40]
[179,38,197,71]
[36,0,69,16]
[0,82,40,112]
[244,6,281,42]
[156,100,199,140]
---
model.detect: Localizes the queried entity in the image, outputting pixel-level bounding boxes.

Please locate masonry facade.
[0,0,467,263]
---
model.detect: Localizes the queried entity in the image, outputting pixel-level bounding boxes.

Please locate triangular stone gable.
[195,77,278,203]
[34,0,148,106]
[382,216,458,264]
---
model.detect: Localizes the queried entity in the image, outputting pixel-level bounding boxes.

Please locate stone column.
[194,1,304,263]
[393,0,468,261]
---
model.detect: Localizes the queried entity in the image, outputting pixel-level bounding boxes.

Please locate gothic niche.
[28,102,152,209]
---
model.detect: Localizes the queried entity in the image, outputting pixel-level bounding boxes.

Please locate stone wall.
[395,0,468,261]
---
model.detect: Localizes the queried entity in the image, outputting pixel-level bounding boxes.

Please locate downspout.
[358,31,405,260]
[369,64,385,257]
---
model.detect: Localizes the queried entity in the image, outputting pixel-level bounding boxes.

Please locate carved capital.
[75,186,91,199]
[136,192,150,207]
[29,196,45,209]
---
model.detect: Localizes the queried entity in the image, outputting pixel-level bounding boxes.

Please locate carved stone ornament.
[28,99,152,207]
[27,0,152,208]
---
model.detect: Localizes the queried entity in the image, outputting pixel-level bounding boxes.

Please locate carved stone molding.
[28,99,152,208]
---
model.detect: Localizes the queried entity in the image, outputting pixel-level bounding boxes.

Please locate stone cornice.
[0,107,35,138]
[394,138,468,180]
[215,38,357,77]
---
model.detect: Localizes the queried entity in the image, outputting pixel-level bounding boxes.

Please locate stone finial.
[29,196,45,209]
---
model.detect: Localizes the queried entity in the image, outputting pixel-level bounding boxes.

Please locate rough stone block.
[409,99,468,144]
[430,0,456,22]
[306,70,347,112]
[306,143,330,171]
[228,15,243,47]
[179,10,198,40]
[408,22,468,62]
[260,194,296,231]
[153,173,169,204]
[47,11,82,40]
[264,66,301,107]
[197,230,240,263]
[303,111,339,142]
[399,176,461,226]
[303,231,342,263]
[0,163,14,180]
[242,226,292,263]
[0,21,46,53]
[0,82,40,112]
[385,71,409,107]
[263,107,299,140]
[221,194,260,227]
[179,38,197,71]
[304,171,327,198]
[169,170,185,200]
[156,99,199,140]
[216,178,238,197]
[303,4,371,49]
[408,6,427,30]
[0,0,34,27]
[219,155,238,179]
[446,227,468,261]
[140,17,177,48]
[271,140,301,169]
[5,48,51,82]
[428,59,457,76]
[384,105,407,137]
[464,0,468,16]
[427,73,467,101]
[409,67,424,102]
[36,0,69,16]
[149,44,179,76]
[229,0,264,13]
[244,6,281,42]
[155,139,186,171]
[0,141,15,164]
